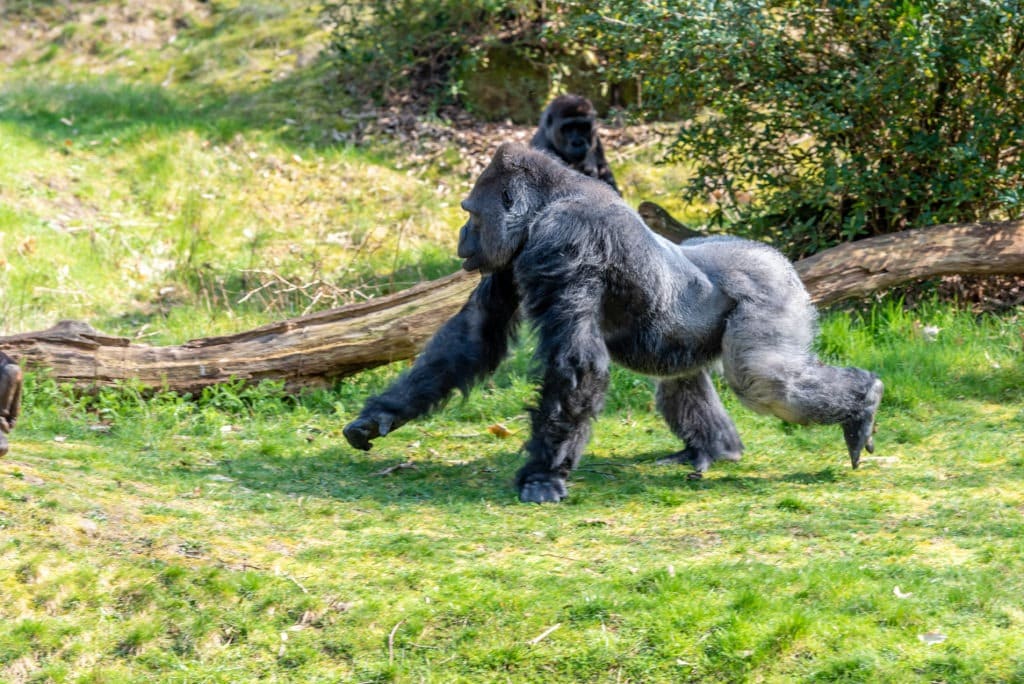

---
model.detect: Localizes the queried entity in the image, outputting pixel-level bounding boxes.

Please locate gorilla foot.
[658,446,742,478]
[0,432,8,458]
[518,473,568,503]
[843,378,884,469]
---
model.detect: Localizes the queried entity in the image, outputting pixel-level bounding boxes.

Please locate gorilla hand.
[343,411,398,451]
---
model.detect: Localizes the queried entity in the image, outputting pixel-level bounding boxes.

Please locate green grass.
[3,302,1024,682]
[0,1,470,341]
[2,2,1024,682]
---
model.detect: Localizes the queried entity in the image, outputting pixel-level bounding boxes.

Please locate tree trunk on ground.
[795,220,1024,304]
[0,271,480,393]
[2,213,1022,394]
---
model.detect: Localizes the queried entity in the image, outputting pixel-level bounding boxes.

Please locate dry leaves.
[918,631,948,645]
[487,423,513,438]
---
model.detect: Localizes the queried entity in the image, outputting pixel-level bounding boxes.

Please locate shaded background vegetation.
[327,0,1024,257]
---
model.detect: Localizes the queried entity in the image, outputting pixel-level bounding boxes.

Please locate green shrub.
[565,0,1024,256]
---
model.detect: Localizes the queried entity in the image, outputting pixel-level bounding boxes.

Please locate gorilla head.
[531,95,619,193]
[542,94,596,163]
[457,143,562,274]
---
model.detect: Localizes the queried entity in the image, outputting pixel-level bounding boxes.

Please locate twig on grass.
[577,460,635,478]
[575,468,617,479]
[528,623,561,645]
[284,573,309,594]
[371,461,417,476]
[578,460,634,470]
[388,619,405,664]
[538,552,584,563]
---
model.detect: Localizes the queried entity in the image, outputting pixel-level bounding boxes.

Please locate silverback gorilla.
[531,94,619,193]
[344,143,883,503]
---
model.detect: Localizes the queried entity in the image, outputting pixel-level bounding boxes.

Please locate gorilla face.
[457,146,529,274]
[554,119,594,164]
[530,95,619,194]
[457,207,488,273]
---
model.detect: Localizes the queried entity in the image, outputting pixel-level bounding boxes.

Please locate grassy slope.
[0,0,470,340]
[2,2,1024,683]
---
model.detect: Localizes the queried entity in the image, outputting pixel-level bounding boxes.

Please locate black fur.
[344,143,883,502]
[0,352,22,458]
[530,94,619,194]
[342,269,520,451]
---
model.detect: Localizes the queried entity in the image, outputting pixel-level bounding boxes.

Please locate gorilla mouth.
[563,149,587,163]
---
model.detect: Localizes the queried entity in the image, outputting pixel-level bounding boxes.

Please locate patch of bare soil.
[334,104,672,182]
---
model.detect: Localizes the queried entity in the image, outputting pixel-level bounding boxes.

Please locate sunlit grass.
[2,300,1023,682]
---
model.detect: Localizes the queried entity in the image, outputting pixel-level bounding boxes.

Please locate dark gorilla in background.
[344,143,883,503]
[531,94,619,193]
[0,352,23,457]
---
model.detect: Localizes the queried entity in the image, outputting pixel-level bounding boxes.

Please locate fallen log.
[796,220,1024,304]
[637,201,706,242]
[0,270,479,393]
[1,214,1022,393]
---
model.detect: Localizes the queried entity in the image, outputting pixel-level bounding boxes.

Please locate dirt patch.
[339,104,673,182]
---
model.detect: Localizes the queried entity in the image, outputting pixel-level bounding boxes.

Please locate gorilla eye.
[501,188,513,210]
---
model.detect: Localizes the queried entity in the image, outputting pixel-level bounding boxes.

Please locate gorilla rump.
[344,143,883,503]
[531,94,619,193]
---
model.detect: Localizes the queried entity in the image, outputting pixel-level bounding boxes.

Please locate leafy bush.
[324,1,1023,256]
[565,1,1024,256]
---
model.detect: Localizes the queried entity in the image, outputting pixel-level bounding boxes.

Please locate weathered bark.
[1,215,1022,393]
[0,271,480,393]
[794,220,1024,305]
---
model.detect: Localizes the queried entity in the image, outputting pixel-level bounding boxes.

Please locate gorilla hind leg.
[656,370,744,479]
[721,303,883,468]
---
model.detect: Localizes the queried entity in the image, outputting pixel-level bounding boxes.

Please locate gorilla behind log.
[0,352,23,457]
[531,94,619,193]
[344,143,883,503]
